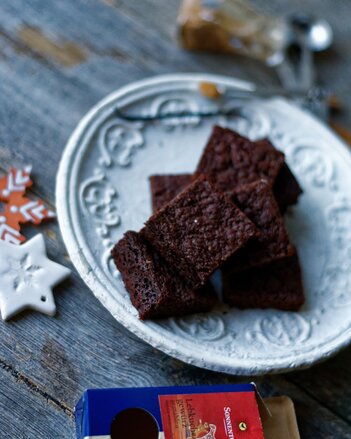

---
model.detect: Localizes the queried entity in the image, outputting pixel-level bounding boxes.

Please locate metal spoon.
[289,14,333,90]
[287,14,333,120]
[297,16,333,52]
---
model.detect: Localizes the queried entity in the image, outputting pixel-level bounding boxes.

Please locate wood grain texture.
[0,363,74,438]
[0,0,350,437]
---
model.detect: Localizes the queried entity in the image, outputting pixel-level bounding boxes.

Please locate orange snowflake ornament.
[0,166,33,201]
[0,167,55,244]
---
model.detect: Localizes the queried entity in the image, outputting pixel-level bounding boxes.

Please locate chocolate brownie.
[230,135,285,186]
[195,125,238,192]
[223,252,305,311]
[149,174,192,212]
[196,126,301,210]
[273,163,303,213]
[151,176,294,271]
[227,179,295,271]
[196,126,285,192]
[142,176,259,288]
[112,231,216,320]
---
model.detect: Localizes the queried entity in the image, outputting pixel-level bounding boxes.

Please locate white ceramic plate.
[56,74,351,375]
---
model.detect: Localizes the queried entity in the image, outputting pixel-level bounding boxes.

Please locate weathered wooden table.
[0,1,350,437]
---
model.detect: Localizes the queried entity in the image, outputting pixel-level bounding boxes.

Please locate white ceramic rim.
[56,73,351,375]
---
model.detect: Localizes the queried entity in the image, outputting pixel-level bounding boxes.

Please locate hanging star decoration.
[0,234,71,320]
[0,166,55,244]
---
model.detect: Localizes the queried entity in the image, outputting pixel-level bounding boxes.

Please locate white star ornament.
[0,234,71,320]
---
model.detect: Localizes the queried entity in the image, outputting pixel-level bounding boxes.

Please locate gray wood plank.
[288,347,351,424]
[0,363,74,438]
[0,0,350,437]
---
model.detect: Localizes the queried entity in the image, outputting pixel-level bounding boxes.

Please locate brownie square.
[195,126,285,192]
[230,136,285,187]
[195,125,238,193]
[196,125,301,211]
[142,176,259,288]
[149,174,192,212]
[223,252,305,311]
[226,179,295,272]
[112,231,216,319]
[273,163,303,213]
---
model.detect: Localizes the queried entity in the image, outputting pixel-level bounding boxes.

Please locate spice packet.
[75,383,300,439]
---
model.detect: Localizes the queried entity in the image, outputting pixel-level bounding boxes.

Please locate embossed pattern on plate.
[56,74,351,375]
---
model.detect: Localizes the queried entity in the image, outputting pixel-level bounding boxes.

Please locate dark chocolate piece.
[112,231,216,320]
[227,179,295,271]
[195,125,238,192]
[195,126,285,192]
[273,163,303,213]
[223,252,305,311]
[142,176,258,288]
[230,136,285,187]
[150,176,295,271]
[149,174,192,212]
[196,126,301,210]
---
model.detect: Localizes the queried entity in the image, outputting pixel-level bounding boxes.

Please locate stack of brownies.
[112,126,305,320]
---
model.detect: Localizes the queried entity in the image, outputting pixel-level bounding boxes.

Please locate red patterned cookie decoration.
[0,166,33,201]
[0,214,23,245]
[0,166,55,244]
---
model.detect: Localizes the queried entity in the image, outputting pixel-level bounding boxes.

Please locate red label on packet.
[159,392,264,439]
